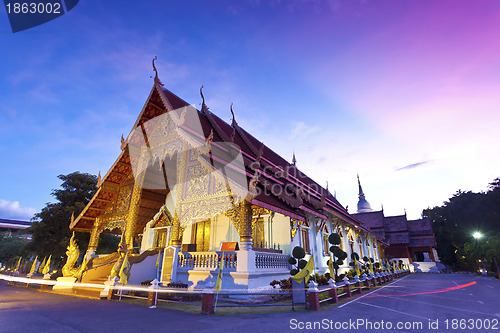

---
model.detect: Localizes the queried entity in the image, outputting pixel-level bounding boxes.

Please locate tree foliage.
[289,246,307,276]
[425,177,500,273]
[26,172,119,261]
[326,232,347,281]
[0,233,30,263]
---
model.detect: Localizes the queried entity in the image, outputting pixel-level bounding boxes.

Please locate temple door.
[253,217,265,248]
[192,220,210,252]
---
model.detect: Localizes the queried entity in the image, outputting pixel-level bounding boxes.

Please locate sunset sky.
[1,0,499,221]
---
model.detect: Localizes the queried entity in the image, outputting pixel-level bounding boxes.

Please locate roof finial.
[152,56,158,80]
[334,190,337,198]
[326,181,328,191]
[292,151,297,166]
[230,103,237,126]
[121,134,125,145]
[97,171,101,184]
[152,56,164,86]
[71,211,74,224]
[200,85,208,111]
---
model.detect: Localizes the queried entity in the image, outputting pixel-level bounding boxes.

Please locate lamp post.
[472,231,486,275]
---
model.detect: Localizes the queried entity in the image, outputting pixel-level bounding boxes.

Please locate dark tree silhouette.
[425,177,500,273]
[26,172,119,262]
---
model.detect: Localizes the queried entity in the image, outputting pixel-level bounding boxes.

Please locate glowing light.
[366,281,477,298]
[472,231,483,239]
[0,274,282,294]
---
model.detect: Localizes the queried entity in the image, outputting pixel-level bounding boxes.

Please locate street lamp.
[472,231,486,275]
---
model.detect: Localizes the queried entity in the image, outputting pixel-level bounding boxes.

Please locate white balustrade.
[177,251,237,269]
[254,252,290,269]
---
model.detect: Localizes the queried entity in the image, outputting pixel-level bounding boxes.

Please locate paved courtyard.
[0,273,498,333]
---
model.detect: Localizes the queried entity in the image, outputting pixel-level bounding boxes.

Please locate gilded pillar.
[238,200,253,250]
[86,219,102,259]
[169,212,181,247]
[235,200,256,273]
[125,171,145,250]
[88,221,101,250]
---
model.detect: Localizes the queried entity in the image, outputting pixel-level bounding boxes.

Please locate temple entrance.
[191,219,210,252]
[253,217,265,248]
[154,226,172,248]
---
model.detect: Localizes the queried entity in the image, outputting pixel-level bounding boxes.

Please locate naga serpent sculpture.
[62,232,81,277]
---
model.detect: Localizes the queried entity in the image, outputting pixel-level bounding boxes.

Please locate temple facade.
[69,72,386,290]
[352,176,439,271]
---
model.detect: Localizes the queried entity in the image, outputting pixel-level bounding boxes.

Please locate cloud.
[0,199,36,220]
[290,121,319,140]
[395,160,432,172]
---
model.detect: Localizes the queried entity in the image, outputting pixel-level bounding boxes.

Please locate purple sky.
[1,0,499,221]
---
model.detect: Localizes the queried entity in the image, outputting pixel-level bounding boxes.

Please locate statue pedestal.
[52,277,77,291]
[40,274,53,290]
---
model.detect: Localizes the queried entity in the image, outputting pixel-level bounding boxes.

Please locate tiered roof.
[353,209,435,248]
[71,81,382,241]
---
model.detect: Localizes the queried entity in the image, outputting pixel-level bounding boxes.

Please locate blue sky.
[1,0,499,221]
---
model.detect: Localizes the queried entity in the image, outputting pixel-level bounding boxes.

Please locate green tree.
[26,172,119,263]
[0,233,30,264]
[425,177,500,273]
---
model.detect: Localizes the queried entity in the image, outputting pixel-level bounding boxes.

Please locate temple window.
[336,228,344,251]
[301,228,310,254]
[349,234,355,255]
[323,233,329,256]
[358,236,364,257]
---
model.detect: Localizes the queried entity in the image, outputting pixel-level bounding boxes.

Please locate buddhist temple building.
[69,67,387,290]
[352,176,440,272]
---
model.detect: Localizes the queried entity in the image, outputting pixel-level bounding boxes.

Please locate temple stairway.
[50,250,160,299]
[81,252,119,285]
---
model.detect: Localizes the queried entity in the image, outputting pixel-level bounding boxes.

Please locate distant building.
[0,218,31,232]
[351,176,439,266]
[0,218,32,239]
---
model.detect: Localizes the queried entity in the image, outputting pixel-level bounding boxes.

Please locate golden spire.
[71,212,74,224]
[97,171,101,184]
